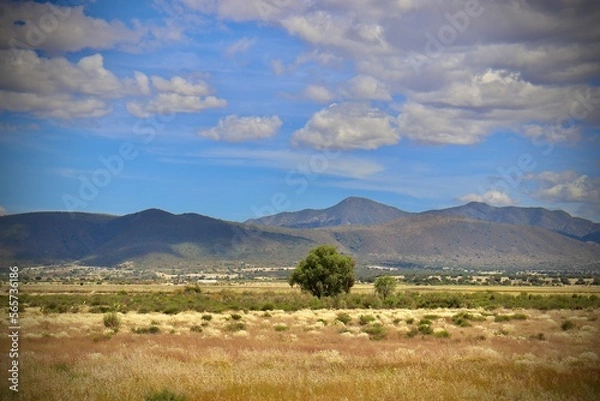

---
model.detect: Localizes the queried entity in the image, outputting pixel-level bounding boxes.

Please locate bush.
[336,312,352,325]
[225,322,246,332]
[201,314,212,321]
[405,317,415,325]
[433,329,451,338]
[362,323,386,340]
[145,389,186,401]
[274,324,288,332]
[103,312,121,332]
[451,313,472,327]
[230,313,243,321]
[418,323,433,335]
[190,325,203,333]
[495,313,528,322]
[132,325,160,334]
[561,320,575,331]
[359,314,376,325]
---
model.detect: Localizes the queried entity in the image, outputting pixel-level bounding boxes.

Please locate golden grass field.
[1,286,599,401]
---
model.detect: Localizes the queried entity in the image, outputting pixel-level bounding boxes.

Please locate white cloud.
[341,75,391,101]
[303,85,334,103]
[151,76,211,96]
[179,0,600,145]
[0,50,151,119]
[525,171,600,204]
[126,76,227,118]
[0,206,7,216]
[0,2,144,53]
[197,115,282,142]
[397,101,495,145]
[291,103,400,150]
[226,37,256,56]
[458,190,518,206]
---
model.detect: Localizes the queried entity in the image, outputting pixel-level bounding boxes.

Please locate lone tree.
[374,275,397,300]
[289,245,355,298]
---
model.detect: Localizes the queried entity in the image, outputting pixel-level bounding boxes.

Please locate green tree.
[374,275,397,300]
[289,245,355,298]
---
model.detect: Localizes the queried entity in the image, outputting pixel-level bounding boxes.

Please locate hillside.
[423,202,600,240]
[1,202,599,271]
[0,209,318,268]
[246,197,410,228]
[326,214,600,270]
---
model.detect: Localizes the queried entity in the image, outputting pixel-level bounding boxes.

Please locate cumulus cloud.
[0,2,144,53]
[458,190,518,206]
[341,75,391,101]
[397,101,496,145]
[291,103,400,150]
[181,0,600,145]
[197,115,282,142]
[525,171,600,204]
[303,85,334,103]
[0,206,7,216]
[126,76,226,118]
[0,50,149,119]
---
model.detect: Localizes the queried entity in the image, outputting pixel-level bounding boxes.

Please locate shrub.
[274,324,288,332]
[336,312,352,325]
[145,388,186,401]
[230,313,243,321]
[393,318,402,325]
[103,312,121,332]
[359,314,376,325]
[418,323,433,335]
[433,329,451,338]
[374,276,397,300]
[405,317,415,325]
[201,314,212,321]
[132,325,160,334]
[190,325,203,333]
[225,322,246,332]
[362,323,386,340]
[406,328,419,338]
[495,313,528,322]
[451,313,472,327]
[561,320,575,331]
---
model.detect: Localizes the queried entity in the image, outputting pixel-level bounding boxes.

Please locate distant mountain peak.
[246,196,410,228]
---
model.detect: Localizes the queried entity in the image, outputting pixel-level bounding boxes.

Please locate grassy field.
[1,284,599,400]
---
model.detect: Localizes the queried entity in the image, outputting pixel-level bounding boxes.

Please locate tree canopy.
[289,245,356,298]
[374,275,397,300]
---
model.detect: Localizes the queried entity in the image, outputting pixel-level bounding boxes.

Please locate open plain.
[1,284,599,400]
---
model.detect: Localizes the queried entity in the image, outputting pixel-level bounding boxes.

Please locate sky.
[0,0,599,222]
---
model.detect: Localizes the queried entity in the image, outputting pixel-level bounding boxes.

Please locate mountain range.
[1,197,599,271]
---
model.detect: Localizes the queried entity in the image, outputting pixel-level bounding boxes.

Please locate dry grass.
[1,307,599,400]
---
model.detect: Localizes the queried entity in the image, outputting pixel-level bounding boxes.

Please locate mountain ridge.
[1,200,599,270]
[246,197,411,228]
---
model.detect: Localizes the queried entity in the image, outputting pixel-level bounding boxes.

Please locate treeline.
[11,288,600,315]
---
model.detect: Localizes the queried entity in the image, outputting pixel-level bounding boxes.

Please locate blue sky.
[0,0,599,222]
